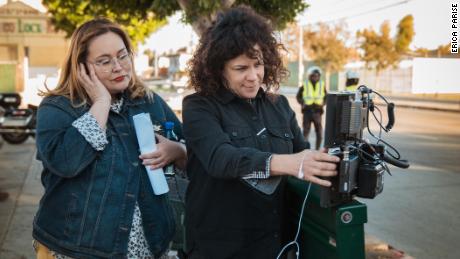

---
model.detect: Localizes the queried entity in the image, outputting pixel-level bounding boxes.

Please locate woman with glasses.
[33,18,186,258]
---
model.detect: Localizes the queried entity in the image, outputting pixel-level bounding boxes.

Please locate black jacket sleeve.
[182,94,271,179]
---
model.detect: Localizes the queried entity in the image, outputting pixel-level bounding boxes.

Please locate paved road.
[287,96,460,259]
[360,108,460,259]
[0,93,458,259]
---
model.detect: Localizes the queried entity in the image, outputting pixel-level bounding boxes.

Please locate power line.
[312,0,413,24]
[315,0,401,18]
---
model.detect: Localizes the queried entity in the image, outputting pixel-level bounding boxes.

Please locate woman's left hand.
[139,134,186,170]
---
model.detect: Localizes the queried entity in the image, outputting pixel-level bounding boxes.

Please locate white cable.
[297,152,307,180]
[276,153,312,259]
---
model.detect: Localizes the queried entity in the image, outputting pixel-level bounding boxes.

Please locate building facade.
[0,0,68,93]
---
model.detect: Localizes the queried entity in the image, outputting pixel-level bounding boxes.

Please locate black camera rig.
[320,86,410,208]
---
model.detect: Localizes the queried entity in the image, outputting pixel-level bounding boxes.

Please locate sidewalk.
[279,86,460,112]
[1,90,450,258]
[0,143,414,259]
[0,141,39,259]
[374,93,460,112]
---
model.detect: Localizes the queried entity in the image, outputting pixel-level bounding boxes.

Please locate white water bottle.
[132,113,169,195]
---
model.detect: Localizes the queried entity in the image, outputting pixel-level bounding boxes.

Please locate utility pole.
[298,24,304,86]
[154,50,159,78]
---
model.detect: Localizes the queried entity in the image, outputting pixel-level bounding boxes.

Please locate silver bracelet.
[297,152,307,179]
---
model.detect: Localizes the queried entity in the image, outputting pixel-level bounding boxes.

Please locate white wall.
[21,66,59,106]
[412,58,460,94]
[341,61,412,93]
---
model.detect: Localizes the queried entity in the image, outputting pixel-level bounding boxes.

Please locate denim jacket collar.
[121,91,147,107]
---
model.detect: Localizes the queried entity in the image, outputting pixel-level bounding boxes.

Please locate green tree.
[357,22,400,90]
[303,23,352,89]
[414,47,430,57]
[395,15,414,54]
[413,44,451,58]
[43,0,308,44]
[436,43,451,57]
[357,15,414,90]
[357,22,399,72]
[178,0,307,35]
[43,0,170,45]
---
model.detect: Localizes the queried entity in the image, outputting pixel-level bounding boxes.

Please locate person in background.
[296,66,327,150]
[345,70,360,91]
[183,6,339,259]
[33,18,186,259]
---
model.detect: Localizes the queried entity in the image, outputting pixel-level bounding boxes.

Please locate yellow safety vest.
[346,84,358,91]
[302,80,325,105]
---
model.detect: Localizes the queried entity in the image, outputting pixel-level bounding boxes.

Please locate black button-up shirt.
[182,88,309,259]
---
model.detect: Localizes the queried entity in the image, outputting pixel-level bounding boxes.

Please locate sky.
[143,0,456,52]
[139,12,198,55]
[1,0,455,51]
[297,0,453,50]
[0,0,45,12]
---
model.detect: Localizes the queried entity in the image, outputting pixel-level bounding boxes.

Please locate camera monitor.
[321,91,368,207]
[324,91,367,147]
[320,88,409,208]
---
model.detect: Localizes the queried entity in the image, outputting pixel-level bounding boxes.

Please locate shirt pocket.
[266,127,294,154]
[225,127,256,148]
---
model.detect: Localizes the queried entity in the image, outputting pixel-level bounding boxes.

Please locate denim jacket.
[33,92,182,258]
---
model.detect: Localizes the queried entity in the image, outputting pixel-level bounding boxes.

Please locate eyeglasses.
[89,52,131,73]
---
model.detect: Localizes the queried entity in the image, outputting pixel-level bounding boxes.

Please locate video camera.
[320,86,410,208]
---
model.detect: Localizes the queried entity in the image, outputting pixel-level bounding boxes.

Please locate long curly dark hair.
[188,6,288,96]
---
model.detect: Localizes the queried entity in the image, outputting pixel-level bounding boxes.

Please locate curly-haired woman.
[183,6,339,259]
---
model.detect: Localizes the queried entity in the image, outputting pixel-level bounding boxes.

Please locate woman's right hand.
[297,149,339,186]
[77,63,111,129]
[271,149,340,187]
[77,63,111,105]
